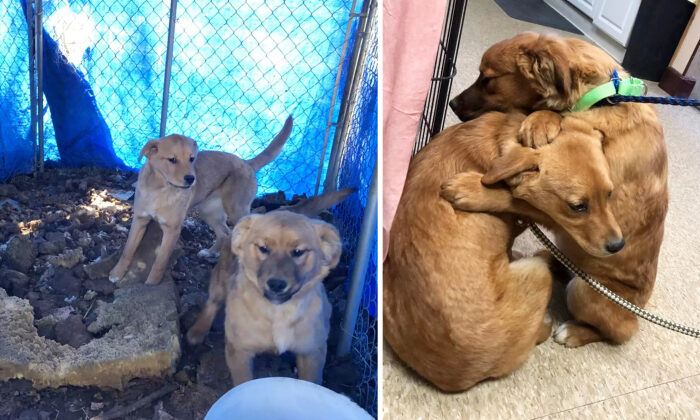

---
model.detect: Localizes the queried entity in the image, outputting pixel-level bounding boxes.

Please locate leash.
[571,69,700,111]
[528,222,700,339]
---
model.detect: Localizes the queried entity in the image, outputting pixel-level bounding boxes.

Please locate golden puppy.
[187,190,351,386]
[186,188,354,346]
[109,117,292,285]
[449,33,667,347]
[385,111,620,391]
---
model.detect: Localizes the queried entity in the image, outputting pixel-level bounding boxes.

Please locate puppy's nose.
[449,98,458,111]
[605,238,625,254]
[184,174,195,185]
[267,278,287,293]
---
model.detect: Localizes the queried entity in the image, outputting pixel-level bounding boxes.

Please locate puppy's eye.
[168,157,177,164]
[607,191,612,200]
[481,76,491,86]
[189,157,195,163]
[291,249,307,258]
[258,245,269,254]
[568,202,588,213]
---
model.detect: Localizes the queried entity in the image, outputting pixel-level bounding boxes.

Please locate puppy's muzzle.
[264,278,293,304]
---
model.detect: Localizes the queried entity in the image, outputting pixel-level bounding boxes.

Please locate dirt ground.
[0,166,362,420]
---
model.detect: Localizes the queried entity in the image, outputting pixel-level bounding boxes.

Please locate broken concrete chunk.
[55,315,91,348]
[83,252,119,281]
[48,247,83,269]
[0,282,180,389]
[38,232,67,255]
[5,235,38,273]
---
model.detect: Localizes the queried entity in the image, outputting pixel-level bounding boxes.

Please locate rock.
[48,268,82,298]
[83,277,115,295]
[84,290,97,301]
[0,198,20,210]
[153,401,176,420]
[17,409,40,420]
[106,188,134,202]
[0,283,181,389]
[38,232,67,255]
[175,369,191,384]
[48,247,83,269]
[256,190,288,211]
[55,315,91,348]
[0,183,18,197]
[5,235,37,273]
[0,269,29,297]
[83,252,119,281]
[197,350,230,385]
[90,401,104,411]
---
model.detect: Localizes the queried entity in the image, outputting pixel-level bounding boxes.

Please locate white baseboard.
[544,0,627,63]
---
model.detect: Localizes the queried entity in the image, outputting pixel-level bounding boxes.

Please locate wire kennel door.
[413,0,468,155]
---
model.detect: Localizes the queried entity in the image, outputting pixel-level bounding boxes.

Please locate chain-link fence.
[0,1,33,179]
[331,0,378,415]
[26,0,356,196]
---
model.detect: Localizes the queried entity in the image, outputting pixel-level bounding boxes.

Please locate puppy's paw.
[440,172,486,211]
[553,321,600,348]
[109,266,125,283]
[518,110,562,149]
[144,273,163,285]
[553,322,571,345]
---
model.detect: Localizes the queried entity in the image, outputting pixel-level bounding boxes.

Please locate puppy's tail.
[246,115,293,172]
[282,188,356,217]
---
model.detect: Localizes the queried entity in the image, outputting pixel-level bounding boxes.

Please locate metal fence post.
[323,0,377,194]
[26,0,37,172]
[35,0,44,172]
[337,162,377,357]
[160,0,178,138]
[314,0,359,195]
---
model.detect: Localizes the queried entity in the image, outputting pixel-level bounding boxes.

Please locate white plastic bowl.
[204,377,373,420]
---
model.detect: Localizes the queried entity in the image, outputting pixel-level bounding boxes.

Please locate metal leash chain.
[528,222,700,339]
[609,95,700,106]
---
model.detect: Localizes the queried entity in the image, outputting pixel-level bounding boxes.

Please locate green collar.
[571,73,646,112]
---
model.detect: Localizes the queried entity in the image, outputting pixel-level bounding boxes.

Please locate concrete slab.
[0,280,180,389]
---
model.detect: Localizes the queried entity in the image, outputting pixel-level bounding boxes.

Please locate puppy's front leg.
[225,342,254,386]
[296,345,327,384]
[145,223,180,285]
[440,172,553,225]
[110,215,150,283]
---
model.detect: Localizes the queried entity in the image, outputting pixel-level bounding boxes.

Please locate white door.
[568,0,595,18]
[592,0,642,46]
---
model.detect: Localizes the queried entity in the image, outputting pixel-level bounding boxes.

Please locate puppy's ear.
[517,36,571,99]
[230,215,261,255]
[312,220,342,269]
[482,147,539,186]
[139,139,159,162]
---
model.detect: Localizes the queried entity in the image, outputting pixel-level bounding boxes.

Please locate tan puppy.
[193,211,341,386]
[186,188,354,346]
[110,116,293,285]
[449,33,667,347]
[385,111,620,391]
